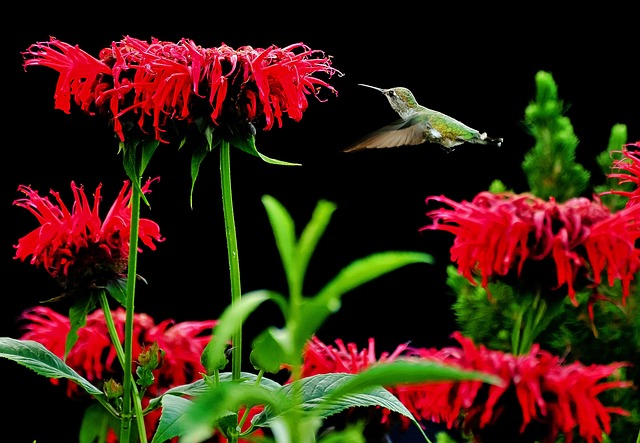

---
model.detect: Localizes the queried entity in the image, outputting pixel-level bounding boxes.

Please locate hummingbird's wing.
[343,118,430,152]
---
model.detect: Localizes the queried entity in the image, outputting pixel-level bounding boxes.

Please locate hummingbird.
[344,84,503,153]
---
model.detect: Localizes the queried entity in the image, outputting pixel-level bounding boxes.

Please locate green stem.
[220,140,241,443]
[99,292,146,434]
[119,179,147,443]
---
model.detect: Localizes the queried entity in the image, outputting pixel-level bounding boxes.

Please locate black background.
[3,6,639,442]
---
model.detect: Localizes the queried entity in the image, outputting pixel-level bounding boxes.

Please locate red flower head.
[421,191,640,308]
[396,332,632,443]
[22,36,340,144]
[600,142,640,207]
[13,179,164,292]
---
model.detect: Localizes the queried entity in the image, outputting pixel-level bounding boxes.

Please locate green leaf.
[105,278,127,306]
[262,195,297,282]
[262,195,337,297]
[146,372,282,412]
[180,382,283,443]
[320,360,503,406]
[253,372,413,428]
[151,395,195,443]
[190,143,210,209]
[203,291,277,374]
[0,338,104,398]
[121,138,159,207]
[294,199,337,293]
[232,133,300,166]
[250,327,291,373]
[80,403,117,443]
[297,252,433,348]
[66,295,98,360]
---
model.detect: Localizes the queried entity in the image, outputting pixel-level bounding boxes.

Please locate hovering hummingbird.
[344,84,503,153]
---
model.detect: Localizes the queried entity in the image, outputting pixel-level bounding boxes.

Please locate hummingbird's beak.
[358,84,385,93]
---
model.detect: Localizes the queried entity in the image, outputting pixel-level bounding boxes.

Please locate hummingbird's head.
[358,84,419,120]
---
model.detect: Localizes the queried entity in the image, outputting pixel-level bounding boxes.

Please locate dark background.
[3,6,639,442]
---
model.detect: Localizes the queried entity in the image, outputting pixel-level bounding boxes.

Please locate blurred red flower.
[421,191,640,308]
[19,306,216,440]
[13,179,164,291]
[23,36,340,143]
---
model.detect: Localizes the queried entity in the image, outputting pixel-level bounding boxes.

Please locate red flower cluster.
[20,306,214,397]
[301,334,631,443]
[20,306,215,440]
[13,179,164,289]
[421,191,640,307]
[397,332,631,443]
[23,36,340,143]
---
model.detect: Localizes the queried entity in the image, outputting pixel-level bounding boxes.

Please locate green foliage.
[186,119,300,207]
[593,123,630,211]
[521,70,590,201]
[446,265,514,352]
[175,196,499,443]
[0,338,106,399]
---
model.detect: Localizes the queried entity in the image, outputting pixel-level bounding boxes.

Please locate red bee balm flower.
[22,36,340,143]
[397,332,631,443]
[421,191,640,307]
[13,179,164,289]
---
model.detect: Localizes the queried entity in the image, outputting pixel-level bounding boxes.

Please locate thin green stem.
[99,292,146,435]
[119,180,147,443]
[220,140,241,443]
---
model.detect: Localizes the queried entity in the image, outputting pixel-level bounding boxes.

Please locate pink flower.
[23,36,340,143]
[13,179,164,291]
[421,191,640,308]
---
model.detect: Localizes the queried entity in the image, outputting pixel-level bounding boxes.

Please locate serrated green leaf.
[252,372,413,427]
[0,338,104,398]
[146,372,282,412]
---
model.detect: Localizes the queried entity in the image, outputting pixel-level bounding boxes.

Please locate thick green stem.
[119,180,147,443]
[220,141,242,443]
